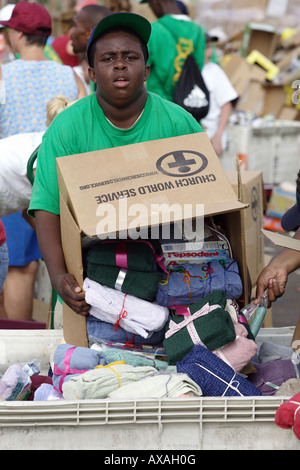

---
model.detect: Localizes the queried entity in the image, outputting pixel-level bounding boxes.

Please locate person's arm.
[210,101,233,157]
[73,70,87,100]
[35,209,90,316]
[255,227,300,305]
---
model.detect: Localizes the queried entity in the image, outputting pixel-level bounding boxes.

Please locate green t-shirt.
[147,15,206,102]
[29,91,203,217]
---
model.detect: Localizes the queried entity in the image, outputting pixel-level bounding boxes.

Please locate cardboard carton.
[57,132,248,347]
[226,171,265,288]
[241,22,278,59]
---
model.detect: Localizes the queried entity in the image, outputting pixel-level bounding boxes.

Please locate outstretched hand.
[255,265,288,307]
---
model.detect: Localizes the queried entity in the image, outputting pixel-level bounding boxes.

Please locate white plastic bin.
[0,327,299,450]
[221,123,300,184]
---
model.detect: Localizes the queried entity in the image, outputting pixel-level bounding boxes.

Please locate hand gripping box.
[57,132,248,347]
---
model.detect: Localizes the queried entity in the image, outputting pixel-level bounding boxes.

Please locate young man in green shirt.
[140,0,207,102]
[29,12,203,317]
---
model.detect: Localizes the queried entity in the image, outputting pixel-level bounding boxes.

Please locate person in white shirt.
[0,95,74,221]
[201,36,238,157]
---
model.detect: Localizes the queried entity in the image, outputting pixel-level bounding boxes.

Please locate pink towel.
[213,323,257,372]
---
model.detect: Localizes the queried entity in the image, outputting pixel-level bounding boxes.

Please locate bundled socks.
[156,260,243,306]
[84,277,169,339]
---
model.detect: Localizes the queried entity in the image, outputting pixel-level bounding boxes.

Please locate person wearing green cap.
[28,12,204,319]
[140,0,207,103]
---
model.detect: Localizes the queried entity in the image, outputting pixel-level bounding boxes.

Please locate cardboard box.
[226,171,265,288]
[241,22,278,59]
[57,133,248,347]
[222,53,251,97]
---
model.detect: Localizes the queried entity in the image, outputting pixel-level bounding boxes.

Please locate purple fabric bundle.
[247,359,300,395]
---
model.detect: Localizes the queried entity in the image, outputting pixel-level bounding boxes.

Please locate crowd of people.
[0,0,299,326]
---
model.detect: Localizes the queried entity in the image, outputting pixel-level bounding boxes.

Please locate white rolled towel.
[83,277,169,338]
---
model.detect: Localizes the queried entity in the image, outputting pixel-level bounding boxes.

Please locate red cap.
[0,1,52,36]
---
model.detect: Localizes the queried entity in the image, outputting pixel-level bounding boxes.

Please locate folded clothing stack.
[62,364,157,400]
[86,240,165,301]
[84,240,169,348]
[177,344,261,397]
[108,371,202,399]
[163,290,257,371]
[86,315,166,346]
[84,277,169,339]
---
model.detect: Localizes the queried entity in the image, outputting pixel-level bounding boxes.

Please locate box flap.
[261,229,300,252]
[57,132,247,239]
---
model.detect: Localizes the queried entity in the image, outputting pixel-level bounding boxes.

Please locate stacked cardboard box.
[221,22,300,120]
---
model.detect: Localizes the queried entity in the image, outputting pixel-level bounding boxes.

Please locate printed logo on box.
[156,150,208,177]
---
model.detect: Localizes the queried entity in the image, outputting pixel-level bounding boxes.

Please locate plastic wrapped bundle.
[156,260,243,306]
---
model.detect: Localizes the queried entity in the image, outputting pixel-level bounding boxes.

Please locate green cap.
[87,12,151,66]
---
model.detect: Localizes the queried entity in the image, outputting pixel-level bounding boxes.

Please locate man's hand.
[53,273,91,316]
[255,265,288,307]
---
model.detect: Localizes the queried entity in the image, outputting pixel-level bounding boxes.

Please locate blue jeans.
[0,241,9,291]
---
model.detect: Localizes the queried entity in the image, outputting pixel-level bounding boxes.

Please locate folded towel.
[87,316,166,345]
[247,359,300,396]
[108,371,202,399]
[87,264,163,301]
[84,277,169,338]
[86,240,158,272]
[52,343,108,392]
[163,291,236,365]
[62,364,156,400]
[101,347,169,370]
[177,344,261,397]
[213,322,258,372]
[156,260,243,306]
